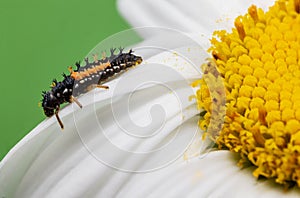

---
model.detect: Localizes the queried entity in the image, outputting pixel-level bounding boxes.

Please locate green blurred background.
[0,0,135,160]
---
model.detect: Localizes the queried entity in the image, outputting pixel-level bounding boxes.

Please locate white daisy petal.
[115,151,300,198]
[117,0,275,37]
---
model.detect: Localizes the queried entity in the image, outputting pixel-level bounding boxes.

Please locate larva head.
[41,74,75,117]
[41,91,57,117]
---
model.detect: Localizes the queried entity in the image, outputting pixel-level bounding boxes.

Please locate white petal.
[114,151,300,198]
[117,0,275,37]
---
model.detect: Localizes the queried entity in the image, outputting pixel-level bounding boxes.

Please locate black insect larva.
[41,48,143,129]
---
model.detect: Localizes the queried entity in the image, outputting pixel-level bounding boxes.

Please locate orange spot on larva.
[71,72,81,80]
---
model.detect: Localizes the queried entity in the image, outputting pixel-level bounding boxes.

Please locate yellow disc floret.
[193,0,300,187]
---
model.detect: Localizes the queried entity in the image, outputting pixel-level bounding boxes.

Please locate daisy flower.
[194,0,300,188]
[1,0,300,197]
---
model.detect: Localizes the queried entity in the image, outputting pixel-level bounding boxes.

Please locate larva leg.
[55,107,64,129]
[96,85,109,89]
[71,95,82,108]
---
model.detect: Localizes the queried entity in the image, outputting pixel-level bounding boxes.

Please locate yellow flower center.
[193,0,300,187]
